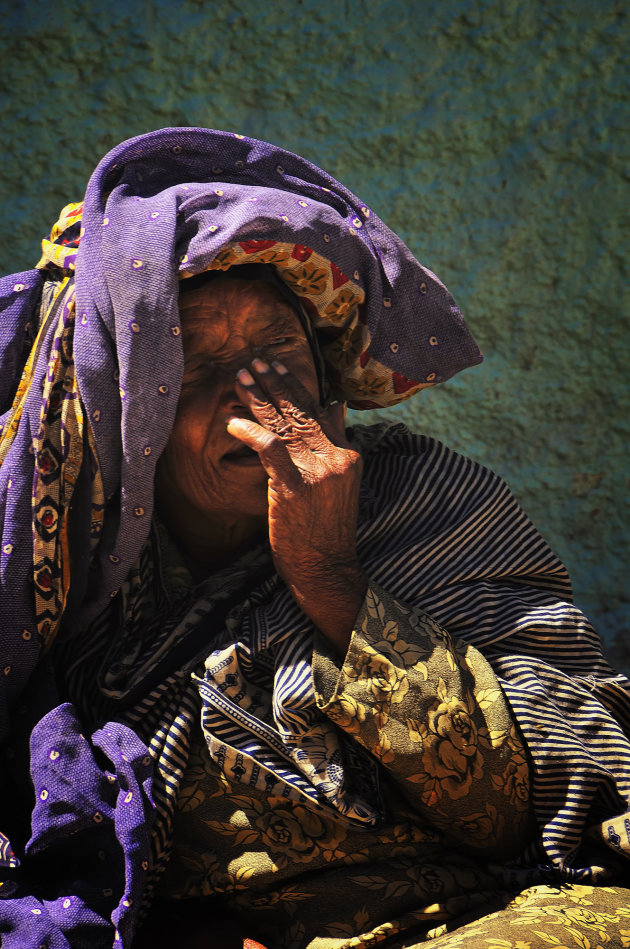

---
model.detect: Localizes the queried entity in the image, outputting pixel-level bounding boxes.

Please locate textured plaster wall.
[1,0,628,667]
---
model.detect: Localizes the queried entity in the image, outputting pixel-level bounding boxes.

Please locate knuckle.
[286,405,321,428]
[256,430,282,454]
[349,450,363,473]
[255,402,279,426]
[333,448,362,473]
[275,421,301,444]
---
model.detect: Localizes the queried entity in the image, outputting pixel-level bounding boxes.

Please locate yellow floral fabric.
[158,585,543,947]
[313,585,532,854]
[424,883,630,949]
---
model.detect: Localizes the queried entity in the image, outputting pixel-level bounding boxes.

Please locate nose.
[212,348,258,414]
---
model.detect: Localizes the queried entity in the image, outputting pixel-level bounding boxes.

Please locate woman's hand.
[226,359,367,654]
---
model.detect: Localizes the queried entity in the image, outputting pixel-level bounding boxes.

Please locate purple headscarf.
[0,127,482,727]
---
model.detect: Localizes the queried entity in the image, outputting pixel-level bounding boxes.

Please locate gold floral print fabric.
[313,584,533,856]
[159,584,545,948]
[422,883,630,949]
[160,723,525,948]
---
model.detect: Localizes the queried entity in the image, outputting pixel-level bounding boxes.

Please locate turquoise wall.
[1,0,628,668]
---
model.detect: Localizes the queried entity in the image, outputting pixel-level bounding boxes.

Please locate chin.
[214,481,269,521]
[232,496,269,520]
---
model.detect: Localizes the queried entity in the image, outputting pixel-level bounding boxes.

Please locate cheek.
[166,393,217,467]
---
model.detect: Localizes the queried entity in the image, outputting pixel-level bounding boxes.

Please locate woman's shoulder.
[349,421,572,610]
[348,420,506,487]
[349,420,517,526]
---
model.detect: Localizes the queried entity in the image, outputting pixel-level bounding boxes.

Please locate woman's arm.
[312,580,534,859]
[226,358,367,655]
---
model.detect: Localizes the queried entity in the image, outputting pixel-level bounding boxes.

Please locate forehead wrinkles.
[179,283,305,353]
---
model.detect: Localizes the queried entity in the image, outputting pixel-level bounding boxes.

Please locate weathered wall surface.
[1,0,628,667]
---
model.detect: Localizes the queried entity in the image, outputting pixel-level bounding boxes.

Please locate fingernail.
[251,358,269,373]
[236,368,255,386]
[225,415,244,429]
[271,360,289,375]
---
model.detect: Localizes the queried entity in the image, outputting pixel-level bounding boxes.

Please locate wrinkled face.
[155,276,320,526]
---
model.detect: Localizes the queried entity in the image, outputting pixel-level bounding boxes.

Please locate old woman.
[0,129,629,949]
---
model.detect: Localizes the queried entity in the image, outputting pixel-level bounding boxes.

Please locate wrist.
[287,562,368,655]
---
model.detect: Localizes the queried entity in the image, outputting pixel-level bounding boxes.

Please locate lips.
[222,442,260,463]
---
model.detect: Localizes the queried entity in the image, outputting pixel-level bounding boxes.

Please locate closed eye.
[181,335,308,386]
[181,359,214,387]
[266,335,308,352]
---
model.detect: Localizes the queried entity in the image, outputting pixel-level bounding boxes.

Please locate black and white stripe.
[354,422,630,874]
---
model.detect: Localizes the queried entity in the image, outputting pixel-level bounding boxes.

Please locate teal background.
[1,0,628,668]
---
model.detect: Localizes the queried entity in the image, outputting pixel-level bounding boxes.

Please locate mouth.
[222,443,261,465]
